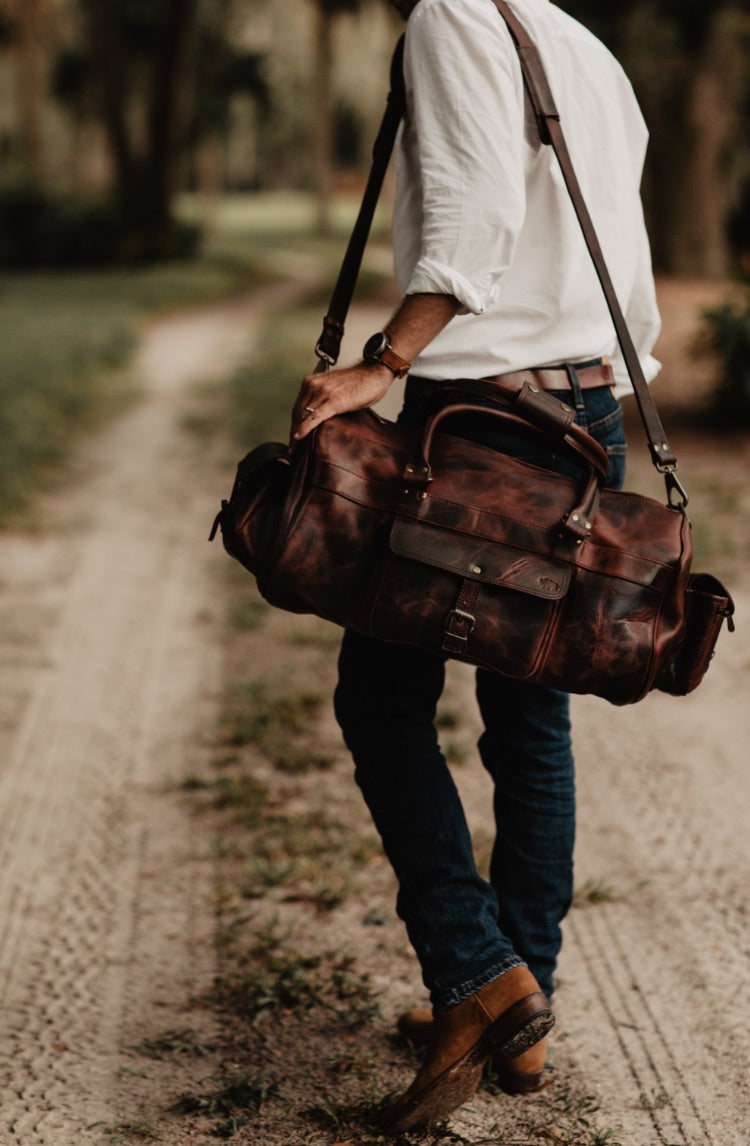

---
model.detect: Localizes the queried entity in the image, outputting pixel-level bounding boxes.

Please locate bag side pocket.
[654,573,735,696]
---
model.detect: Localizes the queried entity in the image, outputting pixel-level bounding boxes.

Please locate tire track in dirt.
[0,280,306,1143]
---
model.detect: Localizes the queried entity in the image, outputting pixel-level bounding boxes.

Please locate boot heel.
[486,992,555,1058]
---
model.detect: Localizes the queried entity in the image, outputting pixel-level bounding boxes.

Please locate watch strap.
[378,344,411,378]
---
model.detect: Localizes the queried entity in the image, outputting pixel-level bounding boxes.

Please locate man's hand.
[291,362,393,443]
[289,292,461,444]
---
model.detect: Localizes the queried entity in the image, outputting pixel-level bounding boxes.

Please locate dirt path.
[0,283,304,1144]
[0,279,748,1146]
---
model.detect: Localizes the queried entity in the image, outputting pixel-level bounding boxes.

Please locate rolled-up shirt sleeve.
[398,0,527,315]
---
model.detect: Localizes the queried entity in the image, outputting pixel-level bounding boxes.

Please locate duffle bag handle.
[404,395,607,544]
[423,379,611,479]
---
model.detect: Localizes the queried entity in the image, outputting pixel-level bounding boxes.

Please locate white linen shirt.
[394,0,661,396]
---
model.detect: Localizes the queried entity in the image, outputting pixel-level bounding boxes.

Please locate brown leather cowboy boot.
[397,1006,549,1095]
[381,965,553,1132]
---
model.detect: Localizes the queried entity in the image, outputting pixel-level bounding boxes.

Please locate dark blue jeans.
[334,376,626,1010]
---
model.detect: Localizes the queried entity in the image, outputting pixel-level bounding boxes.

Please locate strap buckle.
[661,467,689,509]
[443,608,476,654]
[315,314,344,368]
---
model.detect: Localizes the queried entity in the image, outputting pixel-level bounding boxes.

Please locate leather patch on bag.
[389,518,571,599]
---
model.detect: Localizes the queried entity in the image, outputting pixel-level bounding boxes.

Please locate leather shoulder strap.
[489,0,685,501]
[314,36,405,371]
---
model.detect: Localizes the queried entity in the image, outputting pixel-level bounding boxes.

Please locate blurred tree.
[558,0,750,276]
[1,0,59,178]
[187,17,267,202]
[53,1,268,237]
[309,0,363,232]
[78,0,200,257]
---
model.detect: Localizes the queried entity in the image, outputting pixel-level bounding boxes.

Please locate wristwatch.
[362,332,411,378]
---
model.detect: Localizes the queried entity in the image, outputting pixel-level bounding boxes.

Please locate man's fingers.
[291,385,331,441]
[290,363,390,442]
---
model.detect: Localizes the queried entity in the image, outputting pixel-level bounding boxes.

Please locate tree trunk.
[7,0,57,178]
[661,20,736,276]
[146,0,199,232]
[82,0,198,246]
[312,3,334,233]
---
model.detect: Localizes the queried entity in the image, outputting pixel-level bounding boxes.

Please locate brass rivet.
[418,491,427,501]
[571,513,579,522]
[472,565,482,574]
[405,464,414,473]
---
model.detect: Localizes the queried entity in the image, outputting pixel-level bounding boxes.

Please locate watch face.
[363,332,388,361]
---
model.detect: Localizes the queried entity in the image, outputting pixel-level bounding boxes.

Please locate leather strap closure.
[443,579,480,655]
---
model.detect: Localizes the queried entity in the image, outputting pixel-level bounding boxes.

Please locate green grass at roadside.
[0,190,388,526]
[0,259,257,525]
[181,189,391,273]
[225,298,332,448]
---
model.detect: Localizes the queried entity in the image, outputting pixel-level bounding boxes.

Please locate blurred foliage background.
[0,0,747,272]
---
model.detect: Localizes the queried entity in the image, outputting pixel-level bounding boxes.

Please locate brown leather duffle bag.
[209,0,735,705]
[210,381,733,707]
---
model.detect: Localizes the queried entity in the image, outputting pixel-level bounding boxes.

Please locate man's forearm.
[383,292,462,365]
[290,292,459,441]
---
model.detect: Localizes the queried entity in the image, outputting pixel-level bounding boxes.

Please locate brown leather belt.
[405,360,614,400]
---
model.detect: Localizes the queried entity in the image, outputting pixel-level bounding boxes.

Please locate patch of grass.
[256,807,380,866]
[210,773,270,828]
[524,1085,625,1146]
[130,1028,214,1060]
[224,299,328,446]
[638,1088,670,1111]
[226,595,270,632]
[96,1120,160,1143]
[443,738,472,765]
[326,1046,380,1078]
[214,946,322,1020]
[683,478,745,573]
[220,678,333,773]
[172,1068,278,1138]
[214,921,380,1029]
[305,1098,479,1145]
[572,878,621,908]
[239,809,381,912]
[236,805,381,910]
[0,251,261,524]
